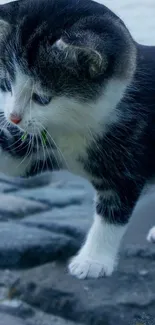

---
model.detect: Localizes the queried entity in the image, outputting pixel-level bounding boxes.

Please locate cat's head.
[0,0,136,137]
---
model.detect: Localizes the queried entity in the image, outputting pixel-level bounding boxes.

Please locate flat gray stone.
[21,204,92,238]
[14,171,94,207]
[26,308,83,325]
[0,172,155,324]
[16,185,91,207]
[15,258,155,325]
[14,185,155,325]
[0,182,17,193]
[0,194,48,220]
[0,300,82,325]
[0,223,77,268]
[0,172,52,188]
[50,171,93,188]
[0,313,26,325]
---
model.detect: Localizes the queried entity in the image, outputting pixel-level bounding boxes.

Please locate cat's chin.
[14,124,44,137]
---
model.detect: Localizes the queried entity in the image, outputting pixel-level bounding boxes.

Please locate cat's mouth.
[5,112,49,141]
[11,120,45,137]
[7,112,44,136]
[21,129,47,144]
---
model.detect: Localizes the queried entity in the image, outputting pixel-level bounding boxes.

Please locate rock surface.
[0,194,48,220]
[0,170,155,324]
[0,313,27,325]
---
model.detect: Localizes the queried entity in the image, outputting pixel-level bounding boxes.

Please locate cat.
[0,0,155,279]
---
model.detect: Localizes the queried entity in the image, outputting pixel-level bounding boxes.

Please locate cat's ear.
[55,39,107,78]
[0,19,10,40]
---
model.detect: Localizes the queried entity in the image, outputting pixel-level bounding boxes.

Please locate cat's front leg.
[69,213,127,279]
[69,186,140,279]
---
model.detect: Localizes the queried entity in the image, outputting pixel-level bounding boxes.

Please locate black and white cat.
[0,0,155,279]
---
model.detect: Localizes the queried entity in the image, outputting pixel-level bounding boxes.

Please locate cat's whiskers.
[0,113,28,152]
[37,126,47,174]
[37,122,61,171]
[43,132,62,170]
[22,136,35,172]
[45,133,60,171]
[29,82,35,129]
[6,135,28,151]
[38,118,68,169]
[17,83,37,172]
[42,127,63,169]
[0,123,30,152]
[34,132,40,174]
[33,124,52,174]
[0,118,25,151]
[16,136,32,170]
[16,121,33,170]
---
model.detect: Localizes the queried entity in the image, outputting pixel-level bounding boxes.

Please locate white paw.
[68,252,116,279]
[147,226,155,243]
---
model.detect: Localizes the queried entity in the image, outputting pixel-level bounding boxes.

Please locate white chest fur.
[53,132,89,178]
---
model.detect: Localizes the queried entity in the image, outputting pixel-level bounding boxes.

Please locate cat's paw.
[68,252,116,279]
[147,226,155,243]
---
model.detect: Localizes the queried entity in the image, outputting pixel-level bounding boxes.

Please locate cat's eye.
[32,93,51,106]
[0,78,12,93]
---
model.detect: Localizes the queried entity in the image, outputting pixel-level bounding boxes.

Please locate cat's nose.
[10,114,22,125]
